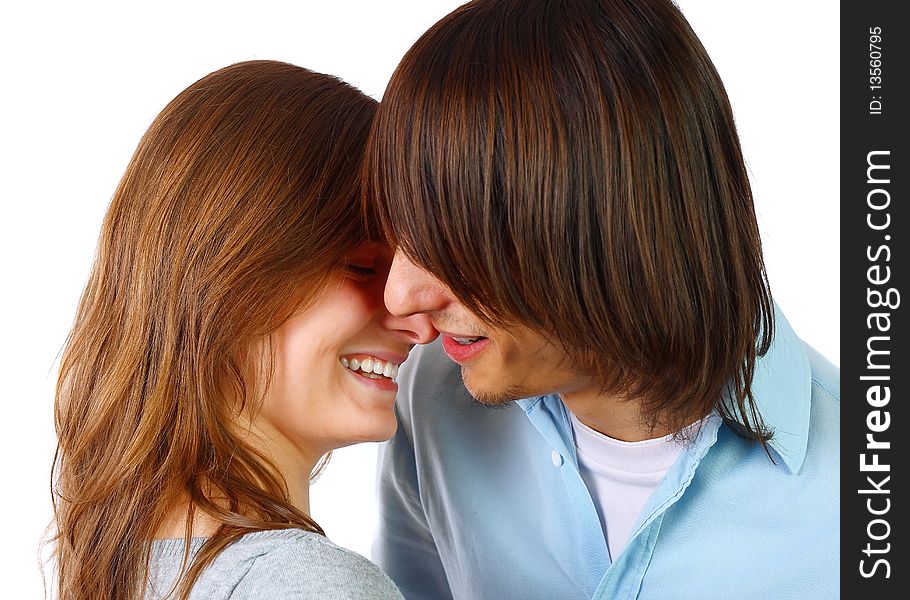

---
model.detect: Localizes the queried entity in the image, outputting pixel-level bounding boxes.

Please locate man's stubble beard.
[461,366,530,408]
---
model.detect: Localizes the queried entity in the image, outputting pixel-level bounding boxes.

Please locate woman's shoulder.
[149,529,403,600]
[224,529,403,600]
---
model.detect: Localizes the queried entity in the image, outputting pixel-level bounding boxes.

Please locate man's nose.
[384,250,449,342]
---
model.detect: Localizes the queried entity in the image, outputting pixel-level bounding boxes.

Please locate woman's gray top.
[146,529,403,599]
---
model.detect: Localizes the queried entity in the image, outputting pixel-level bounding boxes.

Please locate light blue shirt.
[374,307,839,599]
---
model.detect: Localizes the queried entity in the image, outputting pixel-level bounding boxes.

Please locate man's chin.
[461,368,528,406]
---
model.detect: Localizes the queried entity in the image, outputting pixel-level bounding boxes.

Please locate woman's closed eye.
[344,264,378,278]
[342,243,393,282]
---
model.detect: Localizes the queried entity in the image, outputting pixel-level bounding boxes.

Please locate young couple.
[52,1,839,598]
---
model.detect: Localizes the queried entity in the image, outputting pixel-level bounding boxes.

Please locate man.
[366,0,839,598]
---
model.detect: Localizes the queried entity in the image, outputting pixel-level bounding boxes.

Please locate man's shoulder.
[800,343,839,476]
[804,342,839,403]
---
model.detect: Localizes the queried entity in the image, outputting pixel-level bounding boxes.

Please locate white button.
[551,450,563,467]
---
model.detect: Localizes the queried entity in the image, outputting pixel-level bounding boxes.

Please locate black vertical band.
[841,0,908,595]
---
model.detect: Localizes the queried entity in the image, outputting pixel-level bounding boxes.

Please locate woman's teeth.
[340,356,400,381]
[452,336,483,345]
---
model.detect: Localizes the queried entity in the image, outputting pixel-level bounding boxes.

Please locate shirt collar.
[518,303,812,475]
[728,303,812,474]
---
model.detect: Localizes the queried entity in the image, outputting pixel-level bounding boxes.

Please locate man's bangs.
[366,48,526,326]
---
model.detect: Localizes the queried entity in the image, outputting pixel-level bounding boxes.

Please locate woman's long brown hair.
[51,60,377,600]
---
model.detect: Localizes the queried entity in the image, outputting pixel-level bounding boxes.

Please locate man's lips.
[440,334,490,364]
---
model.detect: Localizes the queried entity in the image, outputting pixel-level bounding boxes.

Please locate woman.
[52,60,427,599]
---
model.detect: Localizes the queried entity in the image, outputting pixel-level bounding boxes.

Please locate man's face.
[384,250,592,404]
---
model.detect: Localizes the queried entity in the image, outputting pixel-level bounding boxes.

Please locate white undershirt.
[570,413,689,561]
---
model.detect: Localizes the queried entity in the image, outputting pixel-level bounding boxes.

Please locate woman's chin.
[357,415,399,444]
[327,412,399,449]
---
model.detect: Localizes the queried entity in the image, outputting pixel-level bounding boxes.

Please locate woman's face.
[253,243,431,464]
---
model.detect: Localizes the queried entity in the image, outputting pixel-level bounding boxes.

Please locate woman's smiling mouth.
[340,355,401,381]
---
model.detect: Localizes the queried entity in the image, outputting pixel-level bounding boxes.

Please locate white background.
[1,1,838,596]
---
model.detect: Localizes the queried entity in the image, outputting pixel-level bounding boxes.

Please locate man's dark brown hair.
[366,0,775,441]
